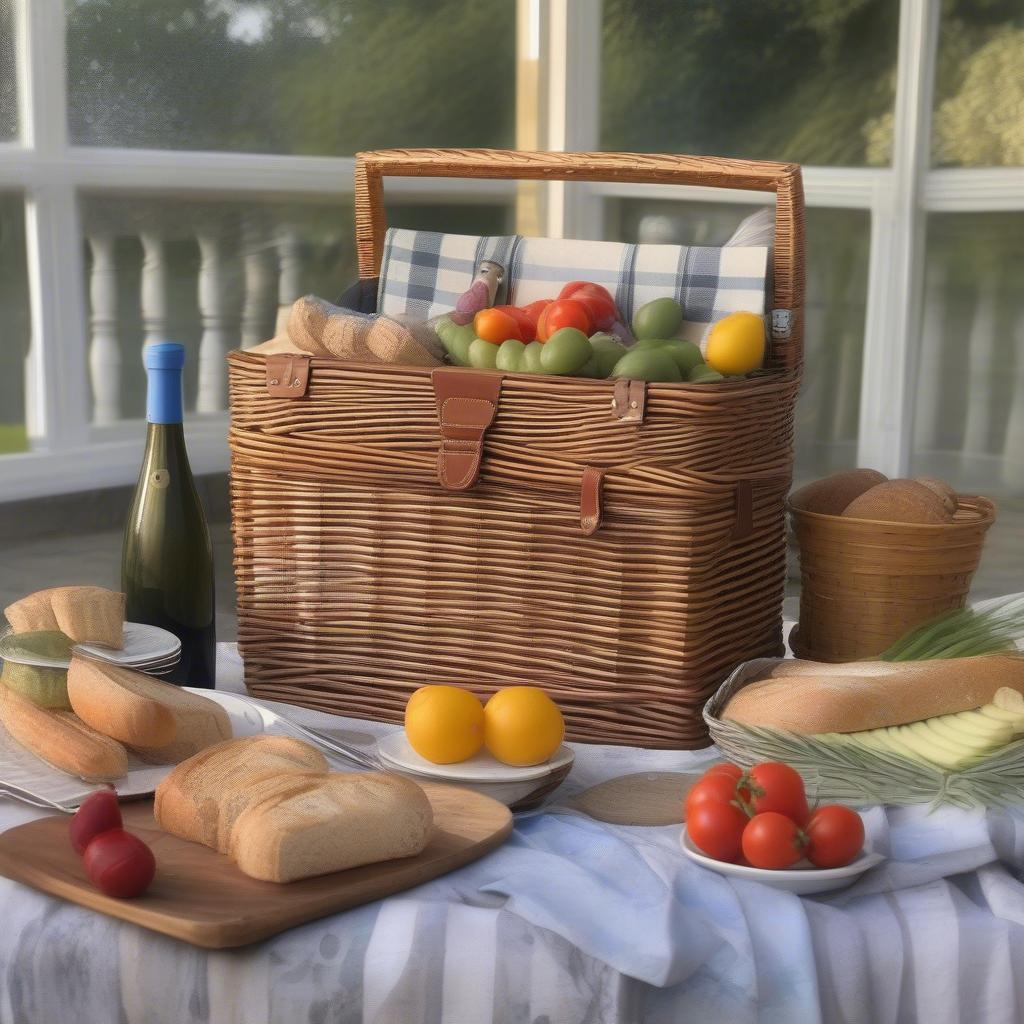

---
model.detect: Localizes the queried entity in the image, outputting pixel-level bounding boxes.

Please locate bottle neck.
[147,363,184,424]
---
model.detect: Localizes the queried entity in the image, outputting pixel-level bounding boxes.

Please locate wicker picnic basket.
[228,148,805,748]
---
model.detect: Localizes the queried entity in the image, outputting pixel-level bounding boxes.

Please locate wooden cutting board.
[0,781,511,949]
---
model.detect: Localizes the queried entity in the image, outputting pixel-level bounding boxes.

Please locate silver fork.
[0,784,75,813]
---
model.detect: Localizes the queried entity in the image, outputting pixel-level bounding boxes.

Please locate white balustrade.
[87,234,121,425]
[139,232,168,353]
[275,228,302,336]
[913,258,948,455]
[1000,307,1024,490]
[241,225,278,349]
[961,275,999,458]
[196,231,234,413]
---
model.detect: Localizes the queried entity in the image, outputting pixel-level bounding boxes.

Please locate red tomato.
[745,762,810,825]
[492,305,537,342]
[70,789,123,856]
[519,299,553,328]
[741,812,804,869]
[559,281,619,330]
[804,805,865,868]
[537,298,592,341]
[83,829,156,899]
[474,308,523,344]
[704,763,743,781]
[684,772,739,819]
[687,801,748,863]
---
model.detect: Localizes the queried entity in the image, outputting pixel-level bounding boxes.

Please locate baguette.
[721,654,1024,734]
[155,735,329,849]
[67,657,231,762]
[229,772,433,883]
[0,686,128,782]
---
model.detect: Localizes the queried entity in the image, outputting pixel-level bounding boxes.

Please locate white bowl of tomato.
[680,760,884,895]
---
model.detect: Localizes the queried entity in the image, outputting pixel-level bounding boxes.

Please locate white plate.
[680,827,884,895]
[377,730,574,783]
[74,622,181,667]
[0,689,354,812]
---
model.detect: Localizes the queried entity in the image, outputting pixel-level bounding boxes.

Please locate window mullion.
[16,0,90,453]
[856,0,939,475]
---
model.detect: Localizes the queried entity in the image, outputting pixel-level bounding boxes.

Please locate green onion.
[880,595,1024,662]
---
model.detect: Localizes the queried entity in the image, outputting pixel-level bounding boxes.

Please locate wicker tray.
[229,148,806,749]
[704,658,1024,807]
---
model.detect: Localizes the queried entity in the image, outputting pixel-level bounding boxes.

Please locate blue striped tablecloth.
[1,643,1023,1024]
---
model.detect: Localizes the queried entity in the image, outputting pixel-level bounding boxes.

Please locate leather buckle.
[265,354,311,397]
[611,379,646,423]
[431,368,503,490]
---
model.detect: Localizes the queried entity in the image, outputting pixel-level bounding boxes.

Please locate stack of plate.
[1,622,182,677]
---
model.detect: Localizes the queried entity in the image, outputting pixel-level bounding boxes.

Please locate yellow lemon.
[484,686,565,767]
[704,311,766,375]
[405,685,485,764]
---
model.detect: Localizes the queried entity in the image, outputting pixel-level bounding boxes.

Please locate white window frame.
[2,0,1024,503]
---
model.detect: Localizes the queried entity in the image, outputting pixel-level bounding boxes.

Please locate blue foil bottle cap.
[145,342,186,371]
[146,342,185,424]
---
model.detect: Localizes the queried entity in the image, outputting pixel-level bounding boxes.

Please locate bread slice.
[5,587,124,648]
[0,686,128,782]
[154,735,328,849]
[722,654,1024,734]
[229,772,434,883]
[67,657,231,763]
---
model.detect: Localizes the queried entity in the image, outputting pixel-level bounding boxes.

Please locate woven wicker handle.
[354,148,805,370]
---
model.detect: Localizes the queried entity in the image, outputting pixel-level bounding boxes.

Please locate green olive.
[496,339,526,372]
[609,348,683,383]
[661,339,705,375]
[521,341,544,373]
[540,328,592,376]
[632,297,683,341]
[468,338,499,370]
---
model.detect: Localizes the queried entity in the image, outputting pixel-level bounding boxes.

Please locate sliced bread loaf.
[67,657,231,763]
[155,735,328,848]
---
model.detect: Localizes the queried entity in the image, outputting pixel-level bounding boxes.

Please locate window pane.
[65,1,515,154]
[600,0,898,166]
[79,194,511,422]
[0,194,30,454]
[911,213,1024,596]
[0,0,16,140]
[604,198,870,481]
[933,2,1024,167]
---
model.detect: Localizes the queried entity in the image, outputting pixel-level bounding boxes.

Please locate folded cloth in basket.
[377,228,769,347]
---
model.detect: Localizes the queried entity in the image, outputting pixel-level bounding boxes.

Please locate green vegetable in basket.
[521,341,543,374]
[688,364,725,383]
[609,347,682,383]
[633,297,683,341]
[589,334,628,378]
[540,328,592,376]
[496,339,526,372]
[468,338,499,370]
[435,317,476,366]
[661,339,705,376]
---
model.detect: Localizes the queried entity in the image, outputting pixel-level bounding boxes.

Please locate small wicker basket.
[789,496,996,662]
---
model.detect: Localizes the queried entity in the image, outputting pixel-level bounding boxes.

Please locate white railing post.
[1000,307,1024,490]
[196,231,233,412]
[241,222,277,348]
[140,231,168,352]
[274,227,302,335]
[961,275,999,458]
[87,233,121,424]
[912,257,948,455]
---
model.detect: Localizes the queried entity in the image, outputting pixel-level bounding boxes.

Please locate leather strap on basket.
[265,354,311,397]
[580,467,606,535]
[431,368,503,490]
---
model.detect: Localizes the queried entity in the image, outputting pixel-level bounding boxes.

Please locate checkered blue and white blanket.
[377,228,770,345]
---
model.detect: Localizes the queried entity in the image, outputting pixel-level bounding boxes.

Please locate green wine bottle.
[122,343,216,687]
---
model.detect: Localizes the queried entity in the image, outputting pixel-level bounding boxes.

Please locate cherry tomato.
[83,829,156,899]
[745,762,810,825]
[474,308,523,344]
[520,299,553,329]
[741,812,804,869]
[492,305,537,343]
[687,801,748,863]
[70,789,123,856]
[537,298,592,341]
[684,772,740,819]
[804,805,865,868]
[559,281,619,330]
